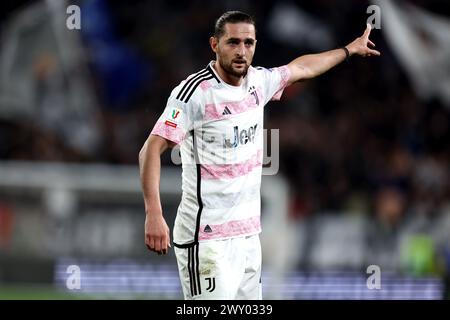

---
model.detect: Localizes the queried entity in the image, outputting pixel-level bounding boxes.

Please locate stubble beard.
[219,59,249,78]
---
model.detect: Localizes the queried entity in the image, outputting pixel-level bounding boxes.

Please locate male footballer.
[139,11,379,299]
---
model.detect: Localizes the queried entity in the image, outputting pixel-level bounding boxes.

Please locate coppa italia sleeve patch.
[165,107,182,128]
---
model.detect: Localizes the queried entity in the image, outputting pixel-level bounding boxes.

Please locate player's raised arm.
[286,23,381,85]
[139,134,174,255]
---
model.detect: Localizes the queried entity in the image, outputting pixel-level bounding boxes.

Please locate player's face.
[213,23,256,78]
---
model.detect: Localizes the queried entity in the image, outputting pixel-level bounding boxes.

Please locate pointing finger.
[364,23,372,39]
[368,40,376,47]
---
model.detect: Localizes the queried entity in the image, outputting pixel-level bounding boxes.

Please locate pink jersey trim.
[198,216,261,240]
[271,65,291,101]
[150,121,186,144]
[204,88,263,121]
[200,149,263,179]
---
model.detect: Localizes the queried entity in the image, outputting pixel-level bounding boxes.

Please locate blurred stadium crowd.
[0,0,449,298]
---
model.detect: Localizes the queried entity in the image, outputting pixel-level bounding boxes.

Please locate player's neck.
[213,61,244,87]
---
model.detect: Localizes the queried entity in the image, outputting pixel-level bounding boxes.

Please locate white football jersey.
[151,61,290,246]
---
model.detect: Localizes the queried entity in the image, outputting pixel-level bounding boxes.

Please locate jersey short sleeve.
[258,65,291,104]
[150,87,195,145]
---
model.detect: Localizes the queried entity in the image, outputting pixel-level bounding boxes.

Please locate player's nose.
[236,42,246,56]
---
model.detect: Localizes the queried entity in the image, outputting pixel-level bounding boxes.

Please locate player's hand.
[346,23,381,57]
[145,209,171,255]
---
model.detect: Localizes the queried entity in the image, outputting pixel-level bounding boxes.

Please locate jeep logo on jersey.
[223,124,258,148]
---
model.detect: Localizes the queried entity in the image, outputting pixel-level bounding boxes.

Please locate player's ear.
[210,36,218,53]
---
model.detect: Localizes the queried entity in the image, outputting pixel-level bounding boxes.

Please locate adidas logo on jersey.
[204,225,212,233]
[222,106,232,115]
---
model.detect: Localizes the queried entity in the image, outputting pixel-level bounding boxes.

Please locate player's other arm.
[139,134,176,255]
[286,24,380,85]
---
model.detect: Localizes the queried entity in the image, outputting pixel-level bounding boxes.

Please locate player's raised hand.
[346,23,381,57]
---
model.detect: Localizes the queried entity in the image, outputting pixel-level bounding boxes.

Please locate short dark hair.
[214,11,256,39]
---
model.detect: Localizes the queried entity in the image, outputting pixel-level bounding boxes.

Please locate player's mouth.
[232,60,247,67]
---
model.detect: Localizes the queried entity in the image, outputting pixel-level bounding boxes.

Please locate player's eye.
[245,40,254,46]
